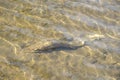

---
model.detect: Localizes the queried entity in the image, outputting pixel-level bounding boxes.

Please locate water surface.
[0,0,120,80]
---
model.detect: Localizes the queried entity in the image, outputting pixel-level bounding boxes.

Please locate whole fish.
[34,42,85,53]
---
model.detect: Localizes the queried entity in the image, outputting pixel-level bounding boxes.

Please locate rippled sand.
[0,0,120,80]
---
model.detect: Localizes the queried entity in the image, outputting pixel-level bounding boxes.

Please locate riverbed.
[0,0,120,80]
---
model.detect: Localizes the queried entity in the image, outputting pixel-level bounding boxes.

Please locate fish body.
[34,43,84,53]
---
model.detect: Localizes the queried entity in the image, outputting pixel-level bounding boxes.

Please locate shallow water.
[0,0,120,80]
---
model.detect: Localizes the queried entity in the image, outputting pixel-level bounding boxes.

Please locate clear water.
[0,0,120,80]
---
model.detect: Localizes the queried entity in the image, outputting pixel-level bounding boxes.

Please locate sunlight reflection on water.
[0,0,120,80]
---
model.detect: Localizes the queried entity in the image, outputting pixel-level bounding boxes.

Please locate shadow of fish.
[34,43,85,53]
